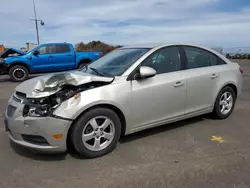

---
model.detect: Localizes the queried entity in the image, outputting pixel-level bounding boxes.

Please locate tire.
[70,107,121,158]
[9,65,28,82]
[78,60,91,69]
[213,87,236,119]
[78,63,87,69]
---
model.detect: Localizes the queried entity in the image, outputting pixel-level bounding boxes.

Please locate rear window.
[55,45,70,53]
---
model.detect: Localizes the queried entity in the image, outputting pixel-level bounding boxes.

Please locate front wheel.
[9,65,28,82]
[70,108,121,158]
[78,59,92,70]
[213,87,236,119]
[78,63,87,69]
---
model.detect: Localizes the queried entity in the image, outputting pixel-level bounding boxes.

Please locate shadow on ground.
[0,74,41,83]
[0,76,11,83]
[10,115,209,161]
[119,115,208,143]
[10,140,67,161]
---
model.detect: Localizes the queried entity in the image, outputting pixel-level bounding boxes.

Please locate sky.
[1,0,250,50]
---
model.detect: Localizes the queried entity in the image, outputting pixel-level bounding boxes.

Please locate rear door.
[181,45,224,114]
[51,44,75,71]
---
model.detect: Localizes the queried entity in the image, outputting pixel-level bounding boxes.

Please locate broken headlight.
[23,98,50,117]
[23,105,48,117]
[23,89,76,117]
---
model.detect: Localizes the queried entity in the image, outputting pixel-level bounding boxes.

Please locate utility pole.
[30,0,44,45]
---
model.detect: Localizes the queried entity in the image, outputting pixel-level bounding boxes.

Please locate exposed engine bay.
[21,82,110,118]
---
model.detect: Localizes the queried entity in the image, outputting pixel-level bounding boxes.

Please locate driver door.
[131,46,187,130]
[31,45,54,72]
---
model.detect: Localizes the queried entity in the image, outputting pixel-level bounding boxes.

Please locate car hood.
[15,71,114,98]
[0,48,26,58]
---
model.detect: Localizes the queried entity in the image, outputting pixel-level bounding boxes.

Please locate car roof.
[120,43,210,49]
[120,43,224,54]
[40,43,71,45]
[120,43,162,49]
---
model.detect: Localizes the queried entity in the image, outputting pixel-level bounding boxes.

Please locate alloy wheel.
[82,116,115,151]
[219,91,233,115]
[13,68,26,80]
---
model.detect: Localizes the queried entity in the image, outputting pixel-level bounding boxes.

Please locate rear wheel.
[9,65,28,82]
[70,108,121,158]
[213,87,236,119]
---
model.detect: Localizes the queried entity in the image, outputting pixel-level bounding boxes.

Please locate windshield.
[81,48,150,76]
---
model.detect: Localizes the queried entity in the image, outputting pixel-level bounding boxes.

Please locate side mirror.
[33,50,40,56]
[138,66,156,79]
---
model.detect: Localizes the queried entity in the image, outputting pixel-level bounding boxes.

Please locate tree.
[75,41,122,54]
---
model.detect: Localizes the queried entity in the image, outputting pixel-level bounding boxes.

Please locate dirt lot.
[0,60,250,188]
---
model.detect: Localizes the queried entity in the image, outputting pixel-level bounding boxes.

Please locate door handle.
[210,74,219,79]
[67,54,72,56]
[48,55,54,58]
[174,81,184,87]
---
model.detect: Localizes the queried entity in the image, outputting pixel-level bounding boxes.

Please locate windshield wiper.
[90,68,105,76]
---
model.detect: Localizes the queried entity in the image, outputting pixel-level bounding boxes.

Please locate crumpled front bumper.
[4,95,73,153]
[0,61,8,75]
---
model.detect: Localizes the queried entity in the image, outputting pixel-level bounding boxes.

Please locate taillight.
[239,67,244,74]
[99,53,103,57]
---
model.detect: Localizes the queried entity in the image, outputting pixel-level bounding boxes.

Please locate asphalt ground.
[0,60,250,188]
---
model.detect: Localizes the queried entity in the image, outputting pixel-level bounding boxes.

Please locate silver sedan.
[5,44,243,158]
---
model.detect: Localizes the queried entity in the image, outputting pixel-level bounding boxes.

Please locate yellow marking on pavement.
[211,136,225,143]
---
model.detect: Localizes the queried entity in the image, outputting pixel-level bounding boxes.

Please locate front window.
[36,45,54,54]
[142,46,181,74]
[81,48,150,76]
[37,46,48,54]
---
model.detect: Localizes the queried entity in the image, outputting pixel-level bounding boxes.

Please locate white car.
[5,44,243,158]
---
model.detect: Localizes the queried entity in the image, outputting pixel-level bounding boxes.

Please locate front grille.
[22,134,50,146]
[7,105,17,117]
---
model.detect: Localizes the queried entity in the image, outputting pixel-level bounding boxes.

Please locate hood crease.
[15,71,114,98]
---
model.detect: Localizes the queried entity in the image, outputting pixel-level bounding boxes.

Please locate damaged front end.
[14,71,114,118]
[0,58,8,75]
[0,48,26,58]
